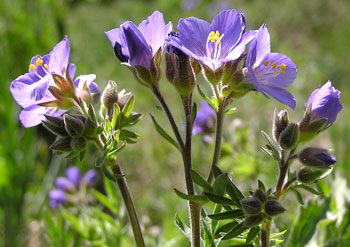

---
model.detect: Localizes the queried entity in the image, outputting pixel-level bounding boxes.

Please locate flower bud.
[49,189,66,207]
[102,80,119,110]
[253,189,267,203]
[55,177,76,192]
[82,170,98,187]
[70,136,87,152]
[264,199,286,216]
[65,166,81,188]
[49,137,72,152]
[278,122,299,150]
[42,115,68,136]
[240,197,262,215]
[117,90,133,109]
[299,147,336,168]
[63,114,85,137]
[297,167,324,183]
[273,109,289,141]
[244,214,263,227]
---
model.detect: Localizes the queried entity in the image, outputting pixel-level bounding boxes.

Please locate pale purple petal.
[65,166,81,188]
[55,177,76,191]
[82,170,98,186]
[19,105,66,128]
[261,86,296,110]
[49,189,66,207]
[105,27,123,46]
[48,36,70,76]
[247,24,270,67]
[226,30,257,60]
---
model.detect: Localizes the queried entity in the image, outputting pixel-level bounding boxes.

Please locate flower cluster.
[49,166,97,207]
[10,36,100,127]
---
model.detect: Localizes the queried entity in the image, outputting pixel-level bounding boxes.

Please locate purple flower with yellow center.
[305,81,343,125]
[193,101,216,135]
[244,25,297,109]
[10,36,99,127]
[105,11,172,85]
[167,9,255,72]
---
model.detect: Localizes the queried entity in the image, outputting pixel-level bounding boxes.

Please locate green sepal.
[226,179,244,208]
[212,173,228,196]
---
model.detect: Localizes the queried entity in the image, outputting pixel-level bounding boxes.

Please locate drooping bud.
[278,122,299,150]
[70,136,87,152]
[244,214,264,227]
[63,114,85,137]
[82,170,98,187]
[253,189,267,203]
[55,177,76,193]
[49,137,72,152]
[273,109,289,141]
[102,80,119,110]
[240,197,262,215]
[299,147,336,168]
[264,199,286,216]
[297,167,324,183]
[42,115,68,136]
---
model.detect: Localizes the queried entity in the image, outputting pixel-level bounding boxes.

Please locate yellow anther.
[271,61,277,69]
[280,64,286,72]
[44,64,48,69]
[36,58,43,66]
[29,64,36,70]
[263,60,269,66]
[208,30,224,44]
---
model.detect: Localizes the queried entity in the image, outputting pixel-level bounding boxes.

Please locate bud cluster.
[240,189,286,227]
[49,166,98,207]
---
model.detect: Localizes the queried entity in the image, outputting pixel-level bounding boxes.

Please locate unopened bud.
[49,137,72,152]
[42,115,68,136]
[117,90,133,109]
[297,167,324,183]
[299,147,336,168]
[82,170,98,187]
[70,137,87,152]
[253,189,267,203]
[240,197,262,215]
[273,110,289,141]
[265,199,286,216]
[279,122,299,150]
[63,114,85,137]
[102,80,119,110]
[244,214,263,227]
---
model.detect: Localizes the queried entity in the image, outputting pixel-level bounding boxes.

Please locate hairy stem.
[260,220,271,247]
[152,85,184,149]
[207,99,225,183]
[182,94,200,247]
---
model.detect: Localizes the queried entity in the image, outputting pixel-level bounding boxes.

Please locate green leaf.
[88,103,98,124]
[228,244,254,247]
[292,189,305,205]
[121,94,134,118]
[212,173,228,196]
[192,102,197,126]
[93,189,118,215]
[62,210,87,237]
[212,166,223,178]
[246,226,260,243]
[225,107,237,115]
[197,85,213,109]
[174,188,208,203]
[192,170,213,192]
[261,131,280,159]
[208,209,245,220]
[222,222,247,240]
[211,204,222,234]
[215,221,239,238]
[104,176,119,205]
[121,113,142,128]
[101,164,118,183]
[226,179,244,208]
[175,213,192,241]
[211,96,219,111]
[150,114,181,151]
[293,184,323,196]
[111,103,121,129]
[270,230,287,239]
[203,192,236,206]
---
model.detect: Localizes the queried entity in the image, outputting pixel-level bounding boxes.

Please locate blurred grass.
[0,0,349,246]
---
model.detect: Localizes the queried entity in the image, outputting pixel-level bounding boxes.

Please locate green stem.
[111,159,145,247]
[207,99,225,183]
[260,221,271,247]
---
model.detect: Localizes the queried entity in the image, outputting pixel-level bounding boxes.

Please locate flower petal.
[247,24,270,67]
[19,105,65,128]
[48,35,70,76]
[226,29,257,60]
[262,86,296,109]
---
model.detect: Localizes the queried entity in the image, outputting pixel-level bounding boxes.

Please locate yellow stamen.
[208,30,224,44]
[36,58,43,66]
[44,64,48,69]
[271,61,277,69]
[209,31,216,43]
[280,64,286,72]
[263,60,269,66]
[29,64,36,70]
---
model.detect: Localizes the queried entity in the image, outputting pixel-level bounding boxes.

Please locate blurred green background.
[0,0,349,246]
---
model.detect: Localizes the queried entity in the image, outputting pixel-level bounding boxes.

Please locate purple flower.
[306,81,343,125]
[299,147,336,168]
[82,170,98,187]
[10,36,99,127]
[244,25,297,109]
[55,177,76,192]
[167,9,254,71]
[193,101,216,135]
[105,11,172,69]
[48,189,66,207]
[65,166,81,188]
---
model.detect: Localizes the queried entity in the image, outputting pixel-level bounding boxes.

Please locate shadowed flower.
[49,166,98,208]
[193,101,216,135]
[244,25,297,109]
[10,36,99,127]
[305,81,343,125]
[167,9,254,71]
[105,11,172,85]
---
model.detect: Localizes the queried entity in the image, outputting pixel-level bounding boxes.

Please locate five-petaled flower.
[244,25,297,109]
[105,11,172,86]
[10,36,99,127]
[167,9,255,72]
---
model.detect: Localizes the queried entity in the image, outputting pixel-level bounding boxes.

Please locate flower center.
[29,57,49,78]
[263,60,286,74]
[206,30,225,61]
